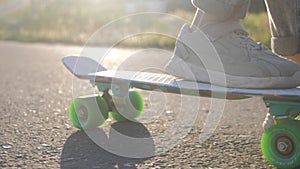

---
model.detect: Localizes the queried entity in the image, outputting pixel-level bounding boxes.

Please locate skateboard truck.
[264,98,300,124]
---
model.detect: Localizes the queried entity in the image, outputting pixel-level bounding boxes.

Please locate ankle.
[191,9,240,29]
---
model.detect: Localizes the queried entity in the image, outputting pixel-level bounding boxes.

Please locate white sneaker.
[165,24,300,89]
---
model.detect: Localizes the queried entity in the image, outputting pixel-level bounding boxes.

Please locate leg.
[190,0,250,41]
[286,54,300,65]
[191,0,250,22]
[265,0,300,56]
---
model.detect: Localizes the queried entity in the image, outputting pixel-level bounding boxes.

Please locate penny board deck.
[63,56,300,101]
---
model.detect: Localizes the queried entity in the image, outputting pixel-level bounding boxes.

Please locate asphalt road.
[0,41,275,168]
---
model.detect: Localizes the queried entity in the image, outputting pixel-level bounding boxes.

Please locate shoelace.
[234,29,285,61]
[234,30,268,50]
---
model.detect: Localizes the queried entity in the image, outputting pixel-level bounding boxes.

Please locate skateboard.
[63,56,300,169]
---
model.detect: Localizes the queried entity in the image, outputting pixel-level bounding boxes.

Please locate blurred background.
[0,0,269,48]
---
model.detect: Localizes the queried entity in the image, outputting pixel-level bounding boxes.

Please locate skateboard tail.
[62,56,107,79]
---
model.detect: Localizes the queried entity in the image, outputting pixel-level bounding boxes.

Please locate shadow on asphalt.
[61,121,155,169]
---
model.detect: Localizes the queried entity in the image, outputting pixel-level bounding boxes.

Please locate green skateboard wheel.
[110,111,127,122]
[110,91,144,122]
[261,120,300,169]
[69,96,109,130]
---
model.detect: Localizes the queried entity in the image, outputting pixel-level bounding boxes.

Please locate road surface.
[0,41,274,168]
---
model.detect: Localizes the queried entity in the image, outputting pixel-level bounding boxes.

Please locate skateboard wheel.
[261,120,300,169]
[69,96,109,130]
[110,91,144,122]
[110,111,127,122]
